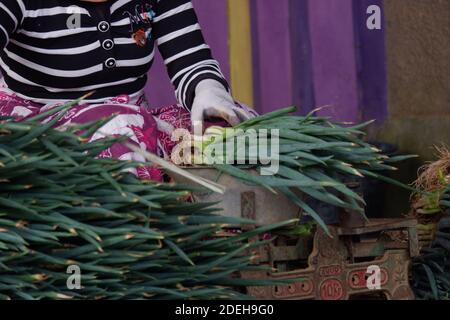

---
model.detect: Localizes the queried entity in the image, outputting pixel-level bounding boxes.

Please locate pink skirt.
[0,91,195,181]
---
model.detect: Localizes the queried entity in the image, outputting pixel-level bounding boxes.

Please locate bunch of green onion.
[0,105,296,300]
[198,107,416,233]
[410,166,450,299]
[412,215,450,300]
[438,185,450,210]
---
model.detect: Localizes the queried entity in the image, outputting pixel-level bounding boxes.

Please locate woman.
[0,0,256,180]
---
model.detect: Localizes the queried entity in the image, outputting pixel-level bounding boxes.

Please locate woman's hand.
[191,79,255,132]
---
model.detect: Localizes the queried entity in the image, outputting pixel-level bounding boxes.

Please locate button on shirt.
[102,40,114,50]
[105,58,116,68]
[98,21,110,33]
[0,0,229,109]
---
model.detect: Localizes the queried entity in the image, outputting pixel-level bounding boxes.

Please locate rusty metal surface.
[171,168,418,299]
[350,241,409,258]
[337,218,417,235]
[241,191,256,221]
[408,226,420,258]
[339,210,367,229]
[170,167,303,226]
[257,241,311,263]
[243,225,416,300]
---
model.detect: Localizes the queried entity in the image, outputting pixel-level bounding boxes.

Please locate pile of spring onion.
[409,158,450,300]
[0,106,296,300]
[412,215,450,300]
[440,185,450,216]
[200,107,416,233]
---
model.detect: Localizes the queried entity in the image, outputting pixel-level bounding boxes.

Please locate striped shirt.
[0,0,229,109]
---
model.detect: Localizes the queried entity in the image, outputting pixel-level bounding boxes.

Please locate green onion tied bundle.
[412,215,450,300]
[200,107,416,233]
[440,185,450,214]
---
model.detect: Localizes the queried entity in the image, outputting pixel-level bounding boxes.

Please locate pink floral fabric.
[0,91,186,181]
[150,104,192,159]
[0,90,258,182]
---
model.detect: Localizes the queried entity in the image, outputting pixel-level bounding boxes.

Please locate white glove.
[191,79,254,132]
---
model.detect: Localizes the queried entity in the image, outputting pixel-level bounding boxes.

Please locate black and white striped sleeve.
[0,0,24,50]
[153,0,230,110]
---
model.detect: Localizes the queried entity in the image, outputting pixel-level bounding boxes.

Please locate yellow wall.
[228,0,254,107]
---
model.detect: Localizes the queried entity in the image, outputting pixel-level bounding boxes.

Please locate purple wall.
[251,0,316,116]
[289,0,316,115]
[248,0,387,124]
[146,0,230,108]
[250,0,293,114]
[353,0,388,124]
[308,0,360,123]
[144,0,389,123]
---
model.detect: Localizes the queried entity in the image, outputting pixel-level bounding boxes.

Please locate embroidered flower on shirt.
[124,2,156,47]
[132,28,152,47]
